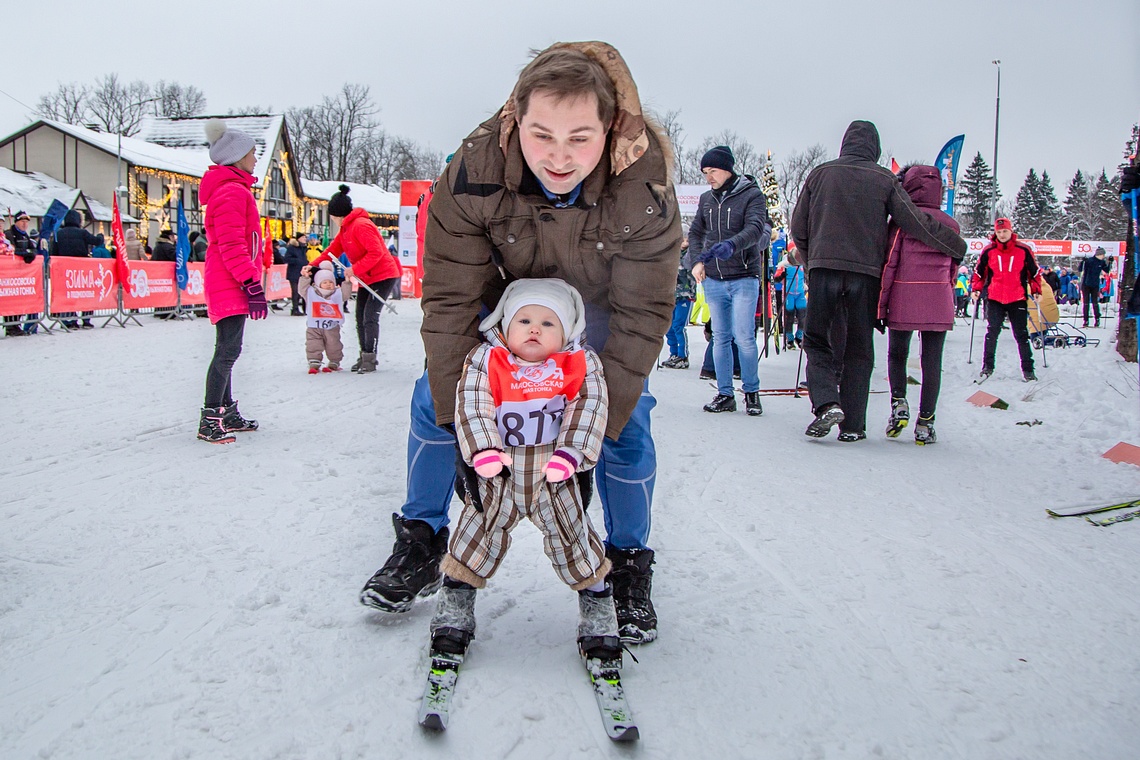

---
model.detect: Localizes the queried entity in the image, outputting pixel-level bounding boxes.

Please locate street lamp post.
[991,60,1001,225]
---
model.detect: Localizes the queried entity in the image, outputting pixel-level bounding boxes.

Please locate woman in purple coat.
[877,165,963,444]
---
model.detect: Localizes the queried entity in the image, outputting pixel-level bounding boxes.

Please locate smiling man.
[359,42,682,647]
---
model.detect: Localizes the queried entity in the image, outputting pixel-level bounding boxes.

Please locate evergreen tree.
[1013,168,1042,236]
[1091,170,1127,239]
[1063,170,1094,239]
[955,152,996,236]
[1036,171,1064,238]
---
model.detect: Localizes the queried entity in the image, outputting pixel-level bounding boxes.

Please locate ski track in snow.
[2,304,1138,759]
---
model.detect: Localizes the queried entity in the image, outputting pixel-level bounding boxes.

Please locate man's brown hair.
[514,47,616,128]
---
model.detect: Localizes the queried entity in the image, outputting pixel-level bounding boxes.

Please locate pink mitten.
[543,449,580,483]
[473,449,513,478]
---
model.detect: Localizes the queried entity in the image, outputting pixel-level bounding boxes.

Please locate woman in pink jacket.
[307,185,401,373]
[197,119,268,444]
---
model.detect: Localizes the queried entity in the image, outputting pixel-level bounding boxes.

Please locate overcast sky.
[3,0,1137,202]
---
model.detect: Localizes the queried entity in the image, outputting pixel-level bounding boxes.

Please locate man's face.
[15,218,29,232]
[702,167,733,190]
[506,304,565,363]
[297,235,307,246]
[995,228,1013,243]
[518,91,607,195]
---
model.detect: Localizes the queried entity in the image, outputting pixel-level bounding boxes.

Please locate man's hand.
[692,262,706,283]
[971,292,980,302]
[301,265,312,277]
[342,266,354,282]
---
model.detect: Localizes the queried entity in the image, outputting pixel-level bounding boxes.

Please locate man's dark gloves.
[704,240,736,262]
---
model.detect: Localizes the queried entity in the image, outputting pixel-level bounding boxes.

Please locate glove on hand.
[543,448,579,483]
[705,240,736,262]
[22,252,35,264]
[242,279,268,320]
[473,449,513,478]
[875,318,887,335]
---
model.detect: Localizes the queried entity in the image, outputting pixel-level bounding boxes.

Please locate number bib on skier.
[487,346,587,447]
[306,287,345,330]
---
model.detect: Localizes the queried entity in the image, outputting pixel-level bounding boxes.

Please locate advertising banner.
[264,264,291,301]
[400,266,421,298]
[181,262,207,306]
[122,261,178,309]
[398,180,431,269]
[0,257,45,316]
[964,239,1123,259]
[49,258,118,312]
[675,184,706,218]
[934,135,966,217]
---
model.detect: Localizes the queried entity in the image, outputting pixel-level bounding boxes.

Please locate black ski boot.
[360,514,448,612]
[429,578,477,655]
[805,403,844,438]
[606,546,657,644]
[578,582,622,661]
[744,391,763,416]
[885,397,910,438]
[914,413,937,445]
[197,406,236,444]
[220,401,258,432]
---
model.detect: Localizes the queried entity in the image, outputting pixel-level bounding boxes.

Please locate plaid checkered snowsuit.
[442,337,610,591]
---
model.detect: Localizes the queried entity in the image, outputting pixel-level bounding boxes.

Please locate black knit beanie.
[328,184,353,217]
[700,145,735,173]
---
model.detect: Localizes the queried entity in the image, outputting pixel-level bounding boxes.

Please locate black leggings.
[204,315,246,408]
[1081,286,1101,324]
[355,278,399,353]
[887,330,947,419]
[983,299,1034,373]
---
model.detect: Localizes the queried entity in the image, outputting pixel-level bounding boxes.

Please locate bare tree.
[36,82,90,125]
[778,144,830,220]
[86,74,154,135]
[648,108,701,184]
[155,81,206,119]
[227,104,272,116]
[683,130,766,181]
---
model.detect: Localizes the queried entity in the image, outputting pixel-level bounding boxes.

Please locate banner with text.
[264,264,291,301]
[0,257,45,316]
[180,263,207,306]
[675,184,706,218]
[122,261,178,309]
[964,239,1125,259]
[49,258,119,312]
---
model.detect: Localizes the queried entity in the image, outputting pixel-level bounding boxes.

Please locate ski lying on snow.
[418,649,463,731]
[1085,509,1140,527]
[585,656,639,742]
[1045,498,1140,518]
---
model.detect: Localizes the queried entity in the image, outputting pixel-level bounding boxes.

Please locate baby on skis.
[429,278,619,662]
[298,261,346,373]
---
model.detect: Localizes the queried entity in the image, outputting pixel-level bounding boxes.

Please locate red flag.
[112,195,130,285]
[889,157,901,174]
[262,218,274,270]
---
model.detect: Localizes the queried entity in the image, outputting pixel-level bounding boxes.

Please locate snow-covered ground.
[3,301,1138,760]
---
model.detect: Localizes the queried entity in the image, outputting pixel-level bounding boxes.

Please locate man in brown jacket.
[360,42,682,646]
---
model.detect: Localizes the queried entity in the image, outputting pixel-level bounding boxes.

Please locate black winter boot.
[606,546,657,644]
[197,406,236,444]
[220,401,258,432]
[703,393,737,413]
[744,391,763,416]
[360,514,448,613]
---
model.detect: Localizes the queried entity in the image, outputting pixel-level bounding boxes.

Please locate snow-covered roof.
[302,179,400,216]
[26,116,285,185]
[0,167,138,224]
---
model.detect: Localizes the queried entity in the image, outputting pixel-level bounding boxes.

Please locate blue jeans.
[666,300,692,358]
[703,277,760,395]
[400,304,657,550]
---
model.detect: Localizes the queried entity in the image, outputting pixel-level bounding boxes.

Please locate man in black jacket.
[52,210,105,328]
[1079,247,1111,327]
[790,121,966,441]
[284,233,310,315]
[150,229,177,262]
[684,145,772,416]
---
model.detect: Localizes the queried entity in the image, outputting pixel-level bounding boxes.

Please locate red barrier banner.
[181,262,207,306]
[122,261,177,309]
[49,258,118,312]
[0,256,45,316]
[265,264,290,301]
[400,265,421,298]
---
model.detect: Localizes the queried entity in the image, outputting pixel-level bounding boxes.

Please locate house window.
[191,187,199,209]
[270,167,286,201]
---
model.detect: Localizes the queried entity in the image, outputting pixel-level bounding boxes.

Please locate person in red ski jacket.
[970,217,1042,382]
[197,119,266,444]
[308,185,401,373]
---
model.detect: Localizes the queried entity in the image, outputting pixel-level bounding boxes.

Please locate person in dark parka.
[284,233,310,315]
[790,120,966,441]
[150,229,177,262]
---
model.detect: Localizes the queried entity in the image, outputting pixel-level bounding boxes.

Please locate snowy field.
[3,300,1139,760]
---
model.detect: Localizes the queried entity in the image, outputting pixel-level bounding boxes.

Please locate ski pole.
[968,295,980,364]
[793,339,805,398]
[322,257,397,314]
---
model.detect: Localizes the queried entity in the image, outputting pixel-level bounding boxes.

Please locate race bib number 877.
[497,396,566,447]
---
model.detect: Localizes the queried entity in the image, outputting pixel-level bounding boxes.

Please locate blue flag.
[176,197,190,290]
[934,135,966,217]
[38,199,70,261]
